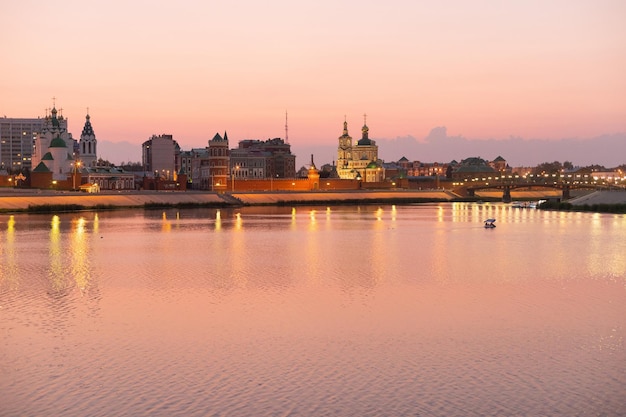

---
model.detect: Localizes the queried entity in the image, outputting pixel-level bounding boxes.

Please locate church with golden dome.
[336,115,384,182]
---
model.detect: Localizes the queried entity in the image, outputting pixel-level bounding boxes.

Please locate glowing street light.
[232,165,239,192]
[72,160,82,190]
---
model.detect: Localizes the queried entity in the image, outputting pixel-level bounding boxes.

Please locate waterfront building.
[31,106,78,181]
[177,147,209,189]
[78,112,98,167]
[81,165,135,190]
[0,116,43,172]
[142,134,179,180]
[451,157,497,180]
[490,156,508,173]
[336,116,383,182]
[403,160,449,177]
[307,155,320,189]
[208,132,230,191]
[319,163,340,179]
[229,137,296,180]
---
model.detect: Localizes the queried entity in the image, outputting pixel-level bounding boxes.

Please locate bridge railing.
[457,172,625,190]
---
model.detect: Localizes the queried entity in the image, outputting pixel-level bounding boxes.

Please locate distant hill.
[98,140,142,165]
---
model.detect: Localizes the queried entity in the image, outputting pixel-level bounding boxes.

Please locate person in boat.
[484,219,496,228]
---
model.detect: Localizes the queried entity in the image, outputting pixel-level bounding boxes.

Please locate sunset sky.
[2,1,625,165]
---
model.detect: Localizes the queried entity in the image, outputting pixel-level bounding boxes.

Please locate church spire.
[361,113,369,141]
[81,111,95,137]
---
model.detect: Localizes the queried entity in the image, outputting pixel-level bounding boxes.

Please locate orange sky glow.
[2,1,625,165]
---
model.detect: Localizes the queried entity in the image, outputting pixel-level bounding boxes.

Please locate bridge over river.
[455,180,624,202]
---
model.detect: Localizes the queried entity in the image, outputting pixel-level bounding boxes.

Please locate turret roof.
[81,113,95,137]
[49,136,67,148]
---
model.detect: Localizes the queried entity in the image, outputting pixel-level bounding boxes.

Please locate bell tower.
[337,116,352,169]
[79,110,97,167]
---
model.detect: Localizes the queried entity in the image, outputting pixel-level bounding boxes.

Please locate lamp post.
[72,160,81,191]
[232,165,239,192]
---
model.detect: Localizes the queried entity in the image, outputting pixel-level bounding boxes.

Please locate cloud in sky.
[2,1,625,166]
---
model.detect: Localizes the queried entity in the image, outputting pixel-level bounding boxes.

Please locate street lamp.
[232,165,239,192]
[72,160,81,190]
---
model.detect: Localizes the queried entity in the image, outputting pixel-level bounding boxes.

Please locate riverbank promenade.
[0,189,458,211]
[2,188,624,212]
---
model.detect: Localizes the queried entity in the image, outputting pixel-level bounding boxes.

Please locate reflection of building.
[229,138,296,179]
[142,134,179,179]
[0,117,43,171]
[336,116,383,182]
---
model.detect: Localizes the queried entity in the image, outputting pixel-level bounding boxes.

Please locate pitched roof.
[32,162,51,172]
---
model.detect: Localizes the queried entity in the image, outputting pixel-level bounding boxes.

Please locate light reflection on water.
[0,203,625,417]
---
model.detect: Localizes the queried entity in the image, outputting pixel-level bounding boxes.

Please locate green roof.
[32,162,51,173]
[42,152,54,161]
[49,136,67,148]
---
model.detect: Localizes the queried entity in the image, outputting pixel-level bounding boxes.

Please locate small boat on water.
[484,218,496,228]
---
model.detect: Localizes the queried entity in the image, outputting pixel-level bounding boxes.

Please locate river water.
[1,203,625,416]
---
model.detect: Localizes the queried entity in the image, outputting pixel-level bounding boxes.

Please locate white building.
[31,107,77,181]
[78,112,98,167]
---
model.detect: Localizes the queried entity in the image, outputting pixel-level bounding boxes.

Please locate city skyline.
[3,1,625,167]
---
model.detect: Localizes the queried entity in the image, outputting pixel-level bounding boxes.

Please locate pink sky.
[2,1,625,165]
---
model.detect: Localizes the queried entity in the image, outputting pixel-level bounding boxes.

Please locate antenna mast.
[285,111,289,144]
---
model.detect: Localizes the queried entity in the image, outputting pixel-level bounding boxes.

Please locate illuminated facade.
[78,112,98,167]
[229,138,296,179]
[336,116,383,182]
[208,132,229,191]
[0,117,43,171]
[31,106,78,180]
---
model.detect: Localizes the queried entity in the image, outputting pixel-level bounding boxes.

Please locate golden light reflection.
[161,211,172,232]
[376,207,383,221]
[585,213,626,276]
[49,215,66,290]
[1,216,18,287]
[368,208,387,286]
[228,213,246,288]
[391,205,396,222]
[308,209,318,232]
[93,213,99,234]
[70,217,91,293]
[215,210,222,231]
[235,212,242,231]
[437,205,444,222]
[291,207,297,229]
